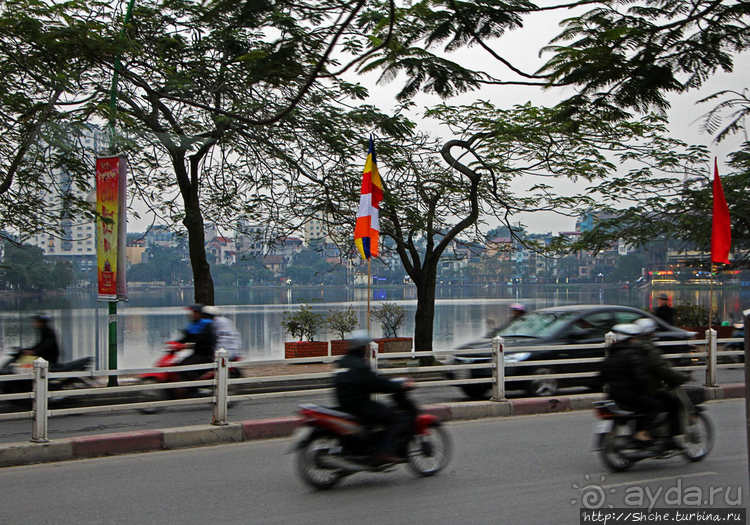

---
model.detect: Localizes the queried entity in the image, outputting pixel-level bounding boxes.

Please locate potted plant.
[372,302,412,353]
[282,304,328,358]
[327,306,359,356]
[673,303,732,339]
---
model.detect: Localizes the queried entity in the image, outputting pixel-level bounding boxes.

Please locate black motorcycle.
[291,389,452,489]
[592,386,713,472]
[1,354,94,398]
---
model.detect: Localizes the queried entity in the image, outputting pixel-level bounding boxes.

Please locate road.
[0,368,745,444]
[0,399,745,525]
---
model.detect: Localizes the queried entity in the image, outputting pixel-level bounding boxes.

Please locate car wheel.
[460,384,490,399]
[526,367,558,397]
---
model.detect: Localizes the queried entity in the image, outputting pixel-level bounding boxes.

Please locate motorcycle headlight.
[504,352,531,364]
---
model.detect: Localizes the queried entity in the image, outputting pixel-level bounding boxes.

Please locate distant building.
[205,236,237,265]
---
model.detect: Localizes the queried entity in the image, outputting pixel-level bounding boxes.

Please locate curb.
[0,383,744,469]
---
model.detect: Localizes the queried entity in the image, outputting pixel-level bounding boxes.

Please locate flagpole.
[367,258,371,332]
[708,261,714,386]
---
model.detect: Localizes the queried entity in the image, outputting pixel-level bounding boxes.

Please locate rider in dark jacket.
[601,323,655,445]
[333,330,414,463]
[177,304,217,380]
[18,314,60,365]
[633,317,687,444]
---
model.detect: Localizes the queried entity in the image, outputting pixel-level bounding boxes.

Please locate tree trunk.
[183,203,214,305]
[173,151,215,306]
[413,257,438,359]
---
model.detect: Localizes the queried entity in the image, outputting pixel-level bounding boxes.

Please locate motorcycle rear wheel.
[682,412,713,462]
[138,378,165,415]
[296,434,344,490]
[407,424,452,477]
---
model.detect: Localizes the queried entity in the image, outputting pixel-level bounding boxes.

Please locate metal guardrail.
[0,330,744,442]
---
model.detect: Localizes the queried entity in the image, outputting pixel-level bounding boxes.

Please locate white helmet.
[634,317,658,334]
[611,323,642,343]
[509,303,526,312]
[202,305,219,317]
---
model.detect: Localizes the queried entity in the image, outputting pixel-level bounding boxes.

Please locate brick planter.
[680,326,735,340]
[330,340,349,356]
[373,337,413,353]
[284,341,329,359]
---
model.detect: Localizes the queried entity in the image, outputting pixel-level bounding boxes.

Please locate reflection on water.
[0,285,747,370]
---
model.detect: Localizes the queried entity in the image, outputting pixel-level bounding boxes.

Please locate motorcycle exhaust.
[318,455,372,473]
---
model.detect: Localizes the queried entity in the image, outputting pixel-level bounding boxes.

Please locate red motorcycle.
[139,342,241,414]
[291,385,452,489]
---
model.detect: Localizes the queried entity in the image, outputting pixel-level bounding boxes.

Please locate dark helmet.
[33,313,51,324]
[186,303,203,313]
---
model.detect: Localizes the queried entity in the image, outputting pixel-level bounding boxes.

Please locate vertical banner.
[96,156,128,301]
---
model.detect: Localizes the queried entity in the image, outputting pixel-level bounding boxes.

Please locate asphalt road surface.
[0,399,746,525]
[0,367,745,444]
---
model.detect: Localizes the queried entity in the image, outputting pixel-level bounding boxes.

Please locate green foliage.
[673,303,722,327]
[281,304,325,342]
[128,246,192,284]
[1,242,73,290]
[538,0,750,113]
[372,302,406,338]
[326,306,359,340]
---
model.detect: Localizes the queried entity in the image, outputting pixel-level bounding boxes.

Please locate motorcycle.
[592,386,714,472]
[138,341,242,414]
[291,385,453,489]
[0,354,95,406]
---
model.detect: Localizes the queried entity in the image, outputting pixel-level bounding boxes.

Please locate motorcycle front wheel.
[296,433,344,490]
[682,412,714,462]
[406,424,452,477]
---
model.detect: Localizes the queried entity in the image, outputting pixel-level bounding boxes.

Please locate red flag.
[711,157,731,265]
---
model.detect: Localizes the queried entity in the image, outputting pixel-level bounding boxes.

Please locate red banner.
[96,156,128,301]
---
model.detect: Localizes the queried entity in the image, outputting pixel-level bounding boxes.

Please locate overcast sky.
[126,6,750,237]
[356,7,750,235]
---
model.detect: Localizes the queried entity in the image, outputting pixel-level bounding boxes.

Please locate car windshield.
[494,311,579,339]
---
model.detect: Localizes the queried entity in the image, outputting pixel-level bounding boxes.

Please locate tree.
[1,243,73,290]
[571,143,750,267]
[283,247,333,286]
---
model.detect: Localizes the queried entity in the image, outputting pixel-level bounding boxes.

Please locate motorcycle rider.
[177,304,217,380]
[333,330,414,464]
[633,317,688,449]
[201,305,242,360]
[509,303,526,321]
[601,323,655,446]
[17,314,60,365]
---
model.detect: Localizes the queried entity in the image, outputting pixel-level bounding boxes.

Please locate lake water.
[0,284,747,369]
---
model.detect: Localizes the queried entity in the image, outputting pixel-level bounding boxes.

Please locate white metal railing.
[0,330,744,442]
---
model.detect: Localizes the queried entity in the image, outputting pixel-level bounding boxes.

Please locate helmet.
[33,313,51,323]
[186,303,203,313]
[634,317,658,334]
[347,330,372,350]
[611,323,642,342]
[509,303,526,312]
[202,305,219,317]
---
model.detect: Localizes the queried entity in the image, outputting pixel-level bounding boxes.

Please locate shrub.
[281,304,325,341]
[372,302,406,338]
[673,302,721,327]
[327,306,359,340]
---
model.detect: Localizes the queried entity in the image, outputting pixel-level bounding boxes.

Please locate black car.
[441,304,697,399]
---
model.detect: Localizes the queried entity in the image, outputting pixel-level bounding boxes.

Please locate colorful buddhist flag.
[354,136,383,259]
[711,157,731,265]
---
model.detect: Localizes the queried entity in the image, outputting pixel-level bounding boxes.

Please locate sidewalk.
[0,380,744,469]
